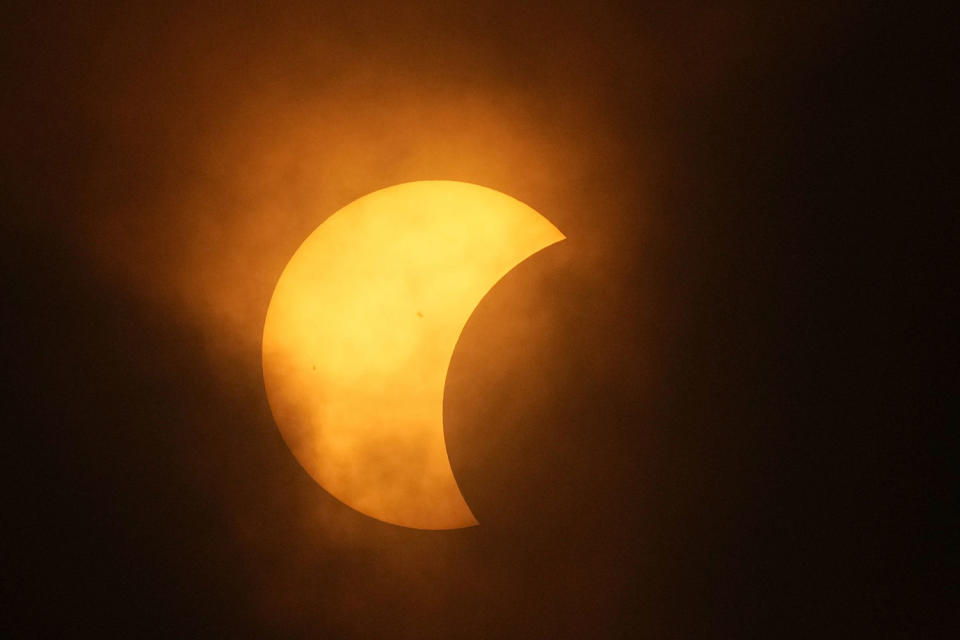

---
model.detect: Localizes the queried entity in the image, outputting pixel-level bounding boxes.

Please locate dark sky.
[3,2,952,637]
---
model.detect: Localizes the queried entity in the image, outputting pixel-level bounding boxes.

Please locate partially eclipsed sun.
[262,181,565,529]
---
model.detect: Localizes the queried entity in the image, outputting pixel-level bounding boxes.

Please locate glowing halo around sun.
[262,180,565,529]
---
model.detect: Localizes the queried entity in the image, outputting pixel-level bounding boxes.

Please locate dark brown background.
[3,2,952,637]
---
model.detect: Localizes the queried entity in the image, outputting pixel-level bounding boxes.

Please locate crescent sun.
[262,180,565,529]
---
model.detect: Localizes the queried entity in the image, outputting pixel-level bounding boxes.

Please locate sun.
[262,181,564,529]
